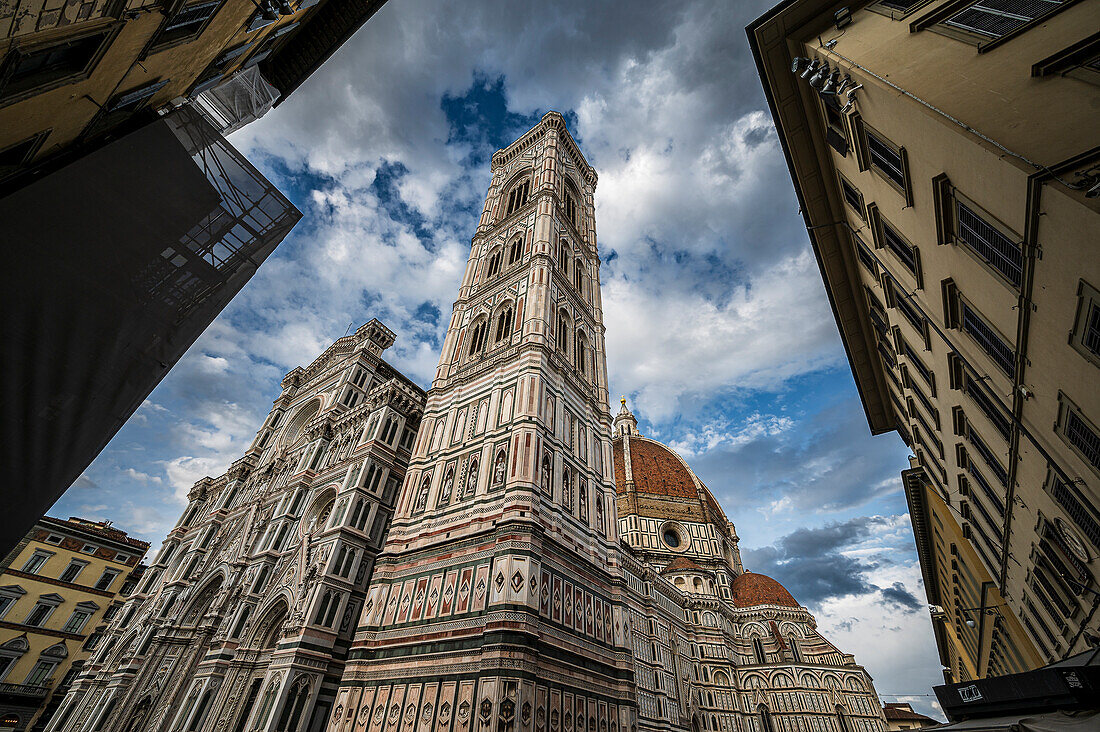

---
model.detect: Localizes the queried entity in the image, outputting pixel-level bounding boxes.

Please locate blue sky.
[53,0,945,718]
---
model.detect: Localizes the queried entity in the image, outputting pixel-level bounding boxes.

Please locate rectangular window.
[1063,405,1100,471]
[63,610,91,634]
[963,371,1012,441]
[892,287,927,342]
[81,544,97,554]
[24,661,56,686]
[945,0,1066,40]
[901,340,934,393]
[59,560,88,583]
[24,602,53,627]
[155,0,221,47]
[0,31,111,101]
[95,569,121,591]
[954,199,1023,287]
[21,550,52,574]
[967,424,1008,487]
[1047,474,1100,550]
[839,175,865,219]
[960,300,1015,376]
[879,217,920,278]
[856,240,877,276]
[1070,280,1100,366]
[966,462,1005,515]
[864,127,907,191]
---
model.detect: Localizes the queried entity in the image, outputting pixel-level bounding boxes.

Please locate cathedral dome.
[729,571,800,609]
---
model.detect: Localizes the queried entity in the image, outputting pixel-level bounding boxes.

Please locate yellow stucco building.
[0,517,148,732]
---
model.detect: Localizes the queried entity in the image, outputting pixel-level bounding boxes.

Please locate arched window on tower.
[575,331,590,379]
[574,258,583,294]
[556,311,571,357]
[495,306,514,344]
[563,180,579,226]
[558,240,570,276]
[468,319,488,357]
[504,176,530,216]
[486,249,503,279]
[508,237,523,266]
[752,637,766,664]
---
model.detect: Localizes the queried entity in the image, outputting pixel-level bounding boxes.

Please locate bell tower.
[329,112,637,732]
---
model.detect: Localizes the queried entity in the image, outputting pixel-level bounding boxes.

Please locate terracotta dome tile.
[730,572,800,609]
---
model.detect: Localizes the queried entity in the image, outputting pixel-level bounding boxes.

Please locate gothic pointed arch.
[466,315,490,359]
[494,300,516,344]
[501,169,533,219]
[282,399,321,447]
[181,575,223,625]
[484,246,505,280]
[249,598,289,650]
[556,309,572,357]
[507,234,524,266]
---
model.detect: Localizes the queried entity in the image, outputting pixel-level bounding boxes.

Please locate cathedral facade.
[49,321,427,732]
[51,114,886,732]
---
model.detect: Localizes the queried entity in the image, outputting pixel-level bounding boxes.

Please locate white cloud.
[122,468,162,485]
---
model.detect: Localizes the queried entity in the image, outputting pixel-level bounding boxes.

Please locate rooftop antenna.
[344,321,354,337]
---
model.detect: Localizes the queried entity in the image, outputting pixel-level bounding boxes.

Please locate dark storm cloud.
[881,582,923,612]
[742,516,886,606]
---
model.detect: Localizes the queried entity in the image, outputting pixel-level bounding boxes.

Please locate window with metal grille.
[1064,408,1100,470]
[880,220,918,274]
[945,0,1065,39]
[955,200,1023,287]
[1049,476,1100,549]
[967,462,1005,515]
[969,488,1003,540]
[902,340,933,390]
[963,372,1011,441]
[866,130,905,188]
[960,301,1014,375]
[967,424,1008,486]
[893,290,926,337]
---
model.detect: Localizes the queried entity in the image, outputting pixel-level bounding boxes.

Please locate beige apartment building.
[749,0,1100,685]
[0,517,148,732]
